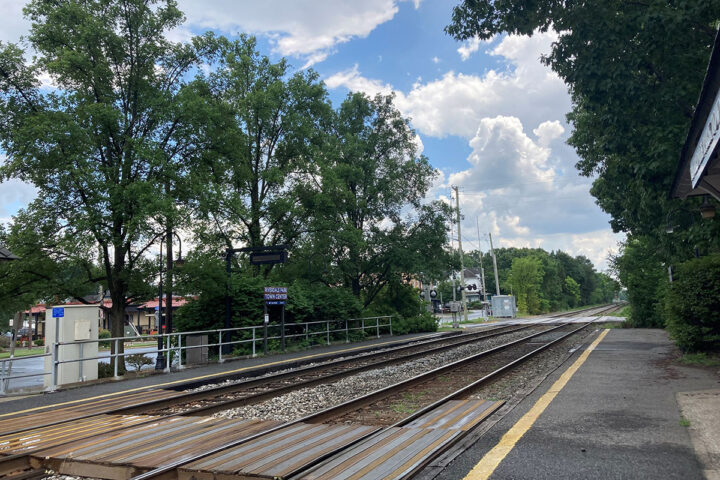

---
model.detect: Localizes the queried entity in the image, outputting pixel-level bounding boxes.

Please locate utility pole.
[476,217,487,303]
[489,232,500,296]
[450,218,456,301]
[453,186,468,323]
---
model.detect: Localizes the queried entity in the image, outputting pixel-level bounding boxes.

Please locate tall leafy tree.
[190,35,331,265]
[508,256,544,314]
[308,92,452,306]
[0,0,205,369]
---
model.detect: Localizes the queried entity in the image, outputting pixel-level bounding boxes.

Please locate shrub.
[98,362,114,378]
[664,254,720,352]
[99,329,111,348]
[34,339,44,347]
[392,312,438,335]
[0,336,10,349]
[126,353,153,372]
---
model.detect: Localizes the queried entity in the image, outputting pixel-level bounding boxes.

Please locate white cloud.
[177,0,411,66]
[325,64,393,95]
[326,30,619,269]
[326,30,568,139]
[439,116,620,270]
[0,179,36,223]
[533,120,564,147]
[0,1,30,44]
[457,37,482,61]
[432,56,440,64]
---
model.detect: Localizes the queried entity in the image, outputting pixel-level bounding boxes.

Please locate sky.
[0,0,624,271]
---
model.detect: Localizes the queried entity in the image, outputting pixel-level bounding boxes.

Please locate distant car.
[16,327,31,337]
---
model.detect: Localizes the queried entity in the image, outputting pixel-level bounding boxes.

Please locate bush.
[126,353,153,372]
[664,254,720,352]
[99,329,111,348]
[392,312,438,335]
[98,362,114,378]
[34,338,44,347]
[0,336,10,349]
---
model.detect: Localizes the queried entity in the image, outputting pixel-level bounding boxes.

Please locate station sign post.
[224,245,287,354]
[264,287,288,353]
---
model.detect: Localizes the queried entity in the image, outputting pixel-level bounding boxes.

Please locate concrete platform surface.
[677,389,720,480]
[437,328,720,480]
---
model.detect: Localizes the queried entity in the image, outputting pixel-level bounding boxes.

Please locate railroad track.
[137,324,541,416]
[123,321,597,480]
[0,323,534,437]
[0,305,619,480]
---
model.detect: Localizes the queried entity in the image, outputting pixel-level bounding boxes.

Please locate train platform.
[433,328,720,480]
[0,330,455,416]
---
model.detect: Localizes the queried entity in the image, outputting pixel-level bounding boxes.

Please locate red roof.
[139,296,191,309]
[24,305,46,314]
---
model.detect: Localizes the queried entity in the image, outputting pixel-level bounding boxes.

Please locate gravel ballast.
[213,328,545,422]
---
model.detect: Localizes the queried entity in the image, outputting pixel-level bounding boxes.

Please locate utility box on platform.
[491,295,517,318]
[44,305,99,388]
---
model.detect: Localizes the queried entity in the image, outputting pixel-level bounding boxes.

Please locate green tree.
[611,236,665,327]
[308,93,452,307]
[189,35,330,269]
[508,256,544,314]
[0,0,206,370]
[564,276,581,308]
[664,254,720,352]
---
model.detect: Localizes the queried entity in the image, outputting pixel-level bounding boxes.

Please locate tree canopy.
[0,0,455,342]
[463,247,617,313]
[0,0,211,368]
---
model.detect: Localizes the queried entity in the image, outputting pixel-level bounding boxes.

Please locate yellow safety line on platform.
[463,328,610,480]
[0,335,423,418]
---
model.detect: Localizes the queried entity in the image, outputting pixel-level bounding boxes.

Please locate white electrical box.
[44,305,100,388]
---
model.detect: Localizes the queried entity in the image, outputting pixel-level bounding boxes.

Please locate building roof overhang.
[672,28,720,201]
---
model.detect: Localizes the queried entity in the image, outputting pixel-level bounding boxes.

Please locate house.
[461,268,485,302]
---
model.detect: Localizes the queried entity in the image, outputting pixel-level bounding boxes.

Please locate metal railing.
[0,316,393,394]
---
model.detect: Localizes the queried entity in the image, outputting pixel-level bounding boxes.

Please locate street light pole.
[155,232,182,371]
[155,237,165,370]
[165,230,182,340]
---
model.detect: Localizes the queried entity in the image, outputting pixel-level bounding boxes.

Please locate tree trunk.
[109,291,126,374]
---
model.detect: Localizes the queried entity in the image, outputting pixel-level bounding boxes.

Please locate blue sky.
[0,0,623,270]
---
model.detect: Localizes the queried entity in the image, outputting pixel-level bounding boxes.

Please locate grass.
[0,347,45,358]
[679,417,691,427]
[391,392,425,414]
[437,326,459,332]
[607,306,630,317]
[680,352,720,367]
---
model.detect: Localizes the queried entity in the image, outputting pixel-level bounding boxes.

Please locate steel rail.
[0,326,518,438]
[299,323,573,424]
[137,325,538,416]
[5,310,608,480]
[129,324,574,480]
[299,322,596,480]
